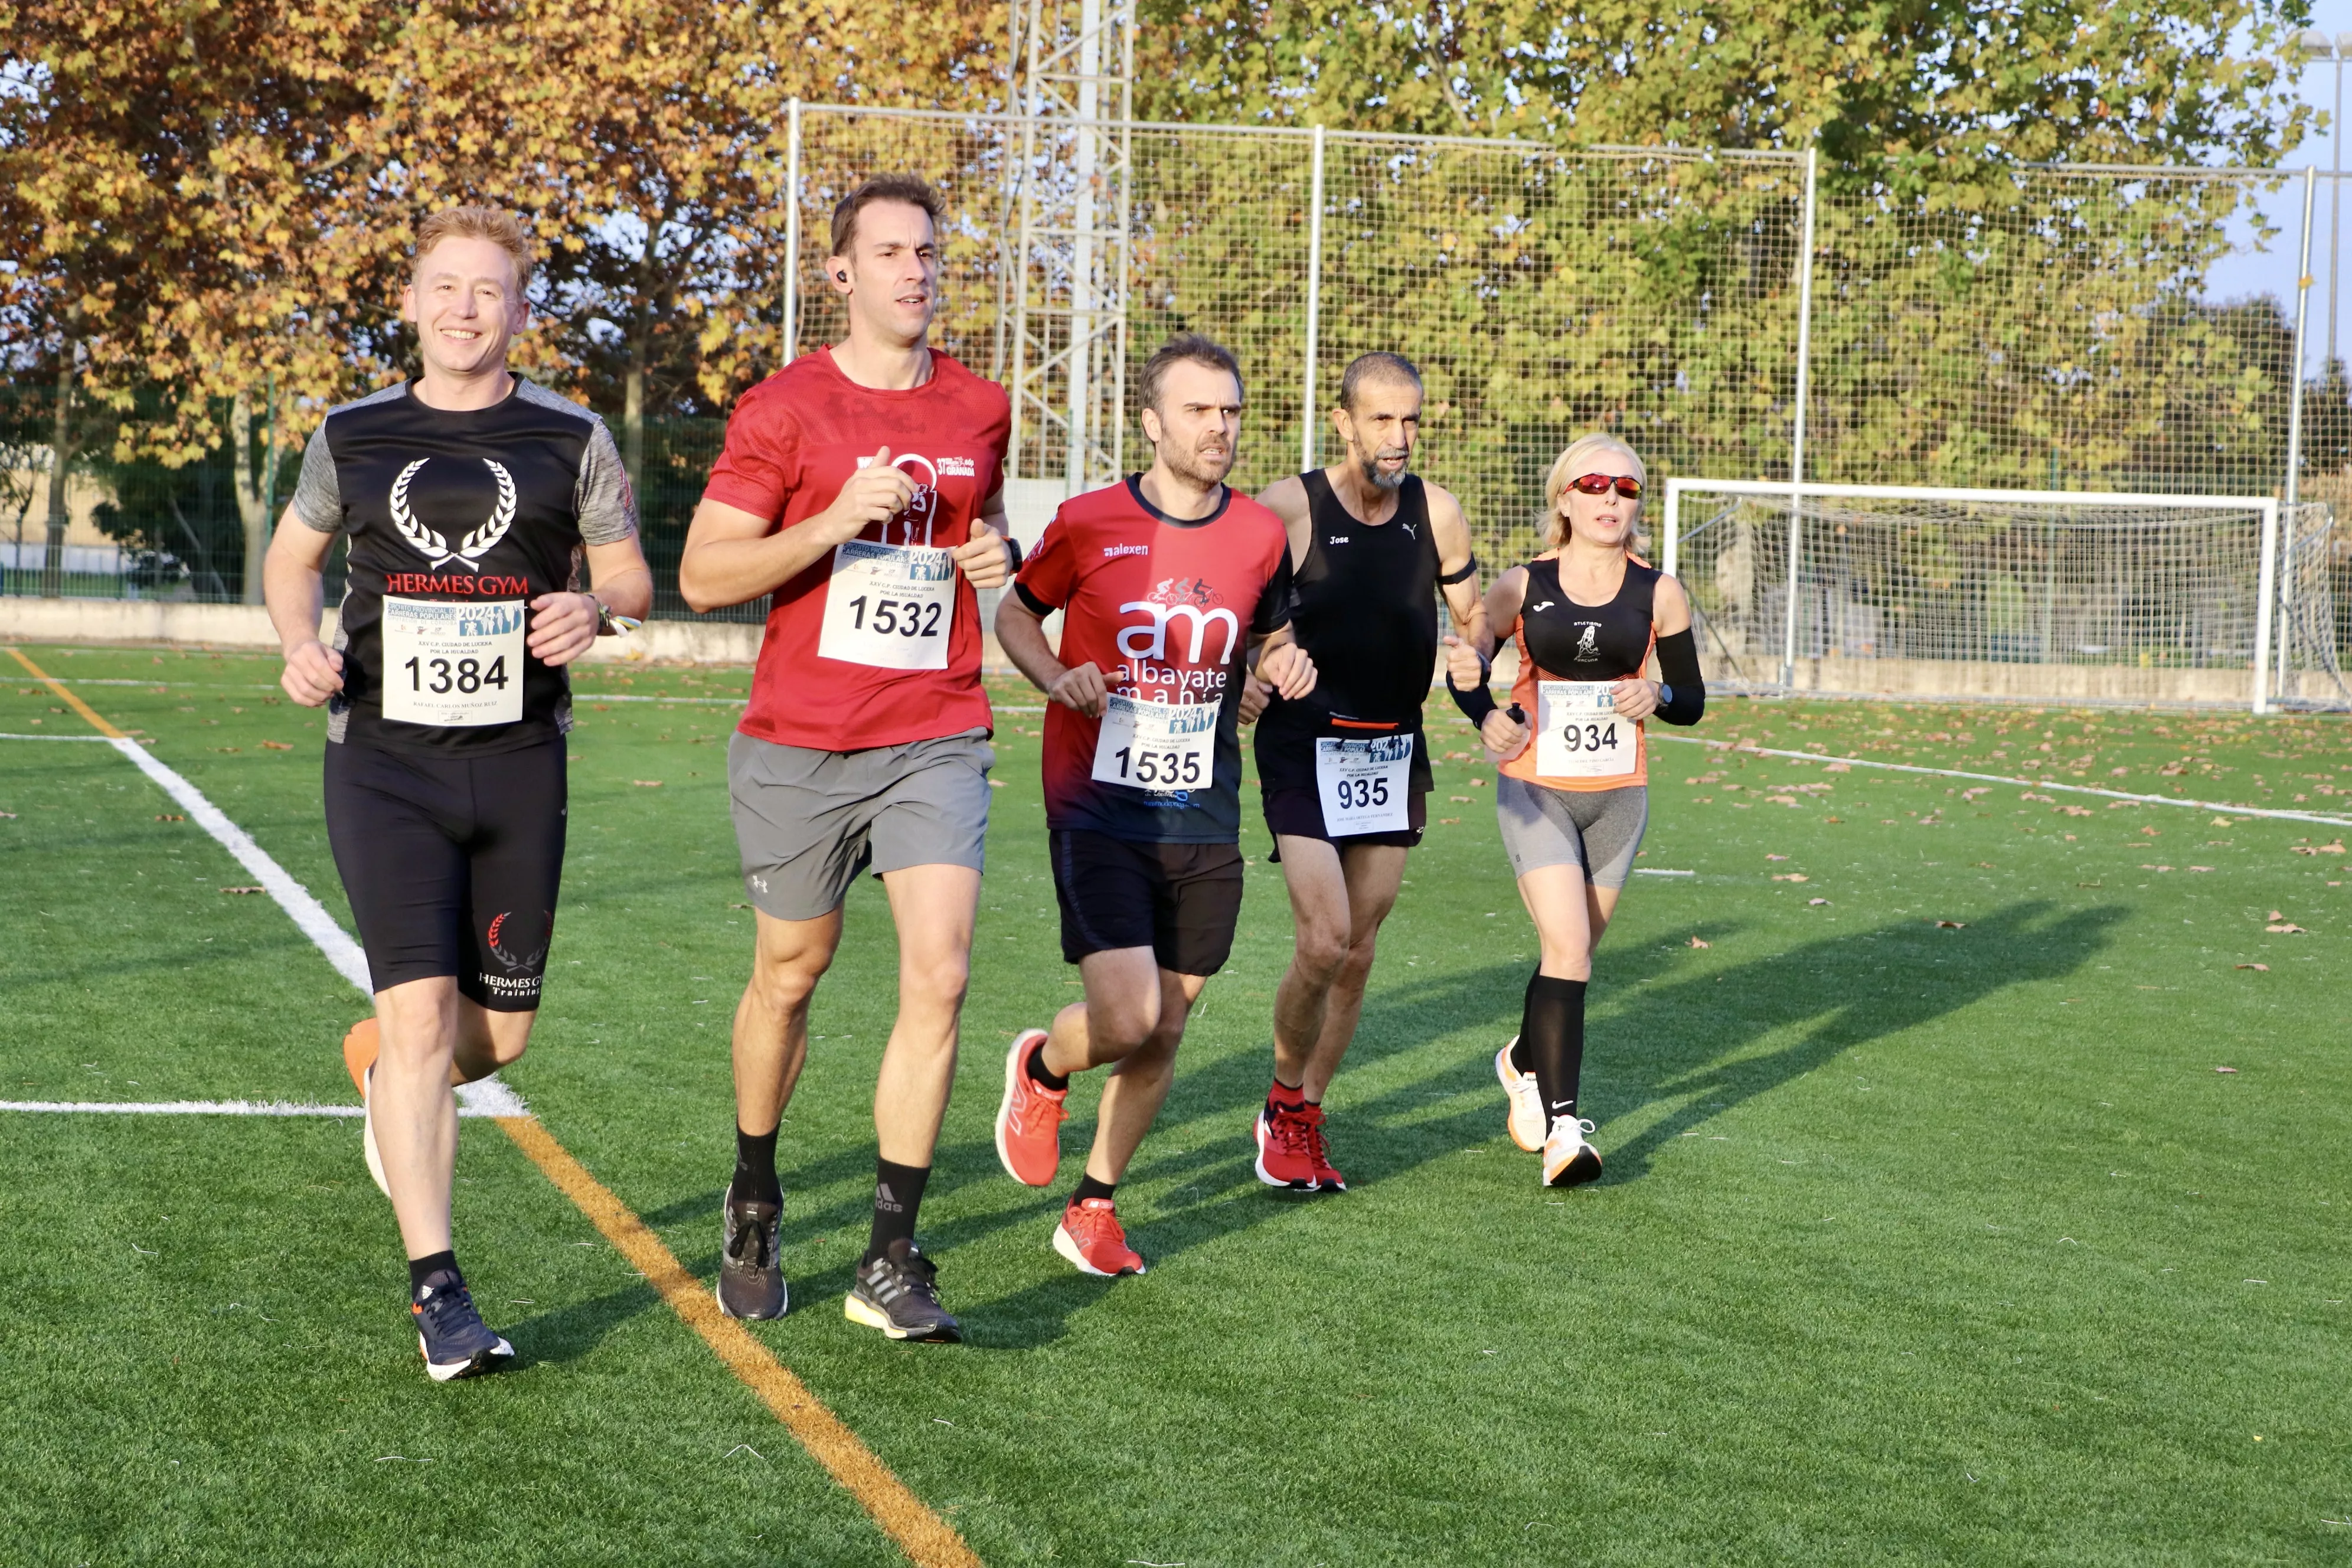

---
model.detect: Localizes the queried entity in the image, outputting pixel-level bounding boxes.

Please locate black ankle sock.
[1025,1037,1071,1092]
[407,1250,461,1296]
[1521,973,1588,1130]
[1072,1172,1116,1206]
[862,1158,931,1265]
[1266,1076,1306,1117]
[733,1124,782,1207]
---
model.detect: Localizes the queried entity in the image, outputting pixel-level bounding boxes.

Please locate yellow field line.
[8,646,129,737]
[22,645,980,1568]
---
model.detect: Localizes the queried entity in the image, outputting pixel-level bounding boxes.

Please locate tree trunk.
[229,386,277,604]
[41,351,73,599]
[623,351,646,514]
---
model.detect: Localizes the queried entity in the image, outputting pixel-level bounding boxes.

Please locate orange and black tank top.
[1500,554,1658,792]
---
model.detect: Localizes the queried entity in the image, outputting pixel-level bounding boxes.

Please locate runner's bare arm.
[1253,475,1314,575]
[952,484,1016,589]
[995,593,1108,716]
[529,536,655,668]
[1444,566,1528,757]
[1426,482,1488,646]
[678,447,916,612]
[1252,623,1317,701]
[1613,573,1696,721]
[264,502,344,706]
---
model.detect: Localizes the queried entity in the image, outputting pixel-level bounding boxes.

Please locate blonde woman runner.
[1442,432,1706,1186]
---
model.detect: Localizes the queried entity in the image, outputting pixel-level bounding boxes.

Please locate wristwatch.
[592,596,643,637]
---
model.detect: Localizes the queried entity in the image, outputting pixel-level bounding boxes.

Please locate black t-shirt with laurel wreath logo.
[291,378,637,756]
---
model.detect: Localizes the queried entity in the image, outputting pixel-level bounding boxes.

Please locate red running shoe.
[1299,1103,1345,1191]
[995,1028,1067,1187]
[1053,1196,1145,1276]
[1253,1102,1319,1191]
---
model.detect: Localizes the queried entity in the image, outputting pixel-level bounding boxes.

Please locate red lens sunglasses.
[1570,473,1642,501]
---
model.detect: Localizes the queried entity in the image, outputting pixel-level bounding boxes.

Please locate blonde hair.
[1542,432,1647,551]
[413,204,535,290]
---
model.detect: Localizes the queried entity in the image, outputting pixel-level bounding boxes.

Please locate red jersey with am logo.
[703,347,1010,751]
[1012,476,1292,842]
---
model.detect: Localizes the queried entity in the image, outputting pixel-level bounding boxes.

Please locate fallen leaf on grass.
[2188,865,2214,873]
[2290,841,2347,856]
[1825,815,1843,823]
[1449,794,1471,802]
[0,811,15,819]
[1439,817,1461,825]
[2266,923,2307,934]
[2139,827,2160,837]
[260,739,292,750]
[1687,936,1711,948]
[630,779,664,788]
[220,886,264,895]
[2021,790,2054,802]
[1766,854,1789,861]
[1935,919,1966,929]
[1771,872,1809,883]
[2215,1066,2239,1074]
[212,746,241,753]
[1765,793,1799,806]
[1808,897,1830,906]
[154,814,184,822]
[2236,963,2269,971]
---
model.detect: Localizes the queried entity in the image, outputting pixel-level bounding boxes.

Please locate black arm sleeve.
[1654,628,1706,726]
[1446,649,1498,725]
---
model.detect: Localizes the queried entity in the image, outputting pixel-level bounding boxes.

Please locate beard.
[1162,437,1236,489]
[1358,448,1409,492]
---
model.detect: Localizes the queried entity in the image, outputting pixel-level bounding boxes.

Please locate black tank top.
[1276,470,1440,724]
[1518,556,1658,681]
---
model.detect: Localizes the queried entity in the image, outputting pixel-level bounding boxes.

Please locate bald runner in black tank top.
[1255,471,1439,838]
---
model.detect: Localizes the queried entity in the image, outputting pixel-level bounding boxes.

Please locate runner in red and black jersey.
[265,205,653,1381]
[680,175,1014,1341]
[1240,351,1485,1192]
[992,334,1315,1277]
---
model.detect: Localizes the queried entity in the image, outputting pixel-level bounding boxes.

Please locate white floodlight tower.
[1006,0,1138,496]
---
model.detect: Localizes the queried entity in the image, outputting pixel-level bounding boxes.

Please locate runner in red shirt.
[992,334,1315,1278]
[679,175,1014,1341]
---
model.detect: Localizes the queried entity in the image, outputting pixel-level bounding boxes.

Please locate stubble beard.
[1358,449,1409,493]
[1162,439,1234,491]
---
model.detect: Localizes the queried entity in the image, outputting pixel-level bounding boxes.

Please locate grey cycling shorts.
[1495,775,1648,888]
[727,728,993,921]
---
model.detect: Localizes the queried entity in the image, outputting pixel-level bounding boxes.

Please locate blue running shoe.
[412,1277,515,1382]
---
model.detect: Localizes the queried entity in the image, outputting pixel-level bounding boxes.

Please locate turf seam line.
[0,1099,515,1119]
[20,649,976,1568]
[496,1115,984,1568]
[1649,731,2352,829]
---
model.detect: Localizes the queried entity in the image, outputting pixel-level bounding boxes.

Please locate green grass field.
[3,642,2348,1566]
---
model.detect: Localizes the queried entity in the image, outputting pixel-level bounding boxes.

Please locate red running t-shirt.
[702,347,1011,752]
[1012,476,1292,843]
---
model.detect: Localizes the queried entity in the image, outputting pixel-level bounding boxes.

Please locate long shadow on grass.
[940,898,2124,1347]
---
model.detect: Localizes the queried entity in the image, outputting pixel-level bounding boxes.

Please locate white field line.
[2,732,527,1118]
[0,731,110,741]
[1650,731,2352,830]
[0,1099,512,1119]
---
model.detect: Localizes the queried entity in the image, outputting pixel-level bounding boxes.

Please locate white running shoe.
[361,1065,391,1198]
[1495,1040,1544,1153]
[1541,1115,1603,1188]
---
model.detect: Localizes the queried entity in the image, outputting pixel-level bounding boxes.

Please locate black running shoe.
[716,1182,788,1320]
[412,1278,515,1382]
[844,1239,962,1343]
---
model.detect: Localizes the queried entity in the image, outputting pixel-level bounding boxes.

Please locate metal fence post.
[782,98,802,367]
[1778,146,1819,690]
[1299,125,1327,475]
[2275,164,2317,712]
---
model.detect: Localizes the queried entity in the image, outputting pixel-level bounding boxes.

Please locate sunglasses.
[1569,473,1643,501]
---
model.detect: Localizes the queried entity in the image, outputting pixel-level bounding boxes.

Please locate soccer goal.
[1660,479,2343,714]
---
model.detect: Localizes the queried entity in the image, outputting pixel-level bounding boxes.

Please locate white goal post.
[1661,479,2285,715]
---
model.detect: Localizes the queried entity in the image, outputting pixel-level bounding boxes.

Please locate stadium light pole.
[2303,32,2346,370]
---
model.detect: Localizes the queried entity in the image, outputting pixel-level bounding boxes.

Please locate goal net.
[1660,481,2332,713]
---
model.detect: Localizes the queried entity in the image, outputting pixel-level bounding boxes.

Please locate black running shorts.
[1260,784,1427,857]
[1049,829,1245,976]
[324,737,567,1010]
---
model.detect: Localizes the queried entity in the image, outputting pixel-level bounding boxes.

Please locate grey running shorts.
[1495,775,1648,888]
[728,727,994,921]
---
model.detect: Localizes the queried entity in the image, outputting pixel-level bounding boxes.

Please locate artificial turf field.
[2,641,2349,1566]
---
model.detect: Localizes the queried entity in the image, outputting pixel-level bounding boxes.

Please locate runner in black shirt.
[1242,352,1484,1190]
[263,205,651,1381]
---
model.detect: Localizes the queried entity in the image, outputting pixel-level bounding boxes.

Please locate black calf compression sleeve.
[1653,629,1706,726]
[1521,972,1588,1131]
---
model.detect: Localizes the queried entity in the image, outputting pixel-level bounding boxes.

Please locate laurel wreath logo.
[388,458,518,571]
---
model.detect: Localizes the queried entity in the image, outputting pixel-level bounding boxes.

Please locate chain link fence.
[6,105,2347,702]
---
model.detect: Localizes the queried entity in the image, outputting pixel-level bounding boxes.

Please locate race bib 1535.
[1091,692,1219,793]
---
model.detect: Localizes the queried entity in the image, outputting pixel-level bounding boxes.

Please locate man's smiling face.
[403,234,528,380]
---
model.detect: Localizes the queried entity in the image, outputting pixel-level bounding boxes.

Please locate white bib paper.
[1535,680,1636,779]
[381,596,524,727]
[818,540,956,670]
[1091,692,1219,793]
[1315,734,1413,835]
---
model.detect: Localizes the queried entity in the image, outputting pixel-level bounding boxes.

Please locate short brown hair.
[830,175,945,260]
[414,204,534,290]
[1138,332,1244,415]
[1340,351,1421,412]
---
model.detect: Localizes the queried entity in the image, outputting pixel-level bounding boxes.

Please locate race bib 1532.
[1534,680,1636,779]
[818,540,956,671]
[381,596,524,727]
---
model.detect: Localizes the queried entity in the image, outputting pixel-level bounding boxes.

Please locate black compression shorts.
[1049,829,1244,976]
[1261,784,1427,856]
[324,738,567,1010]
